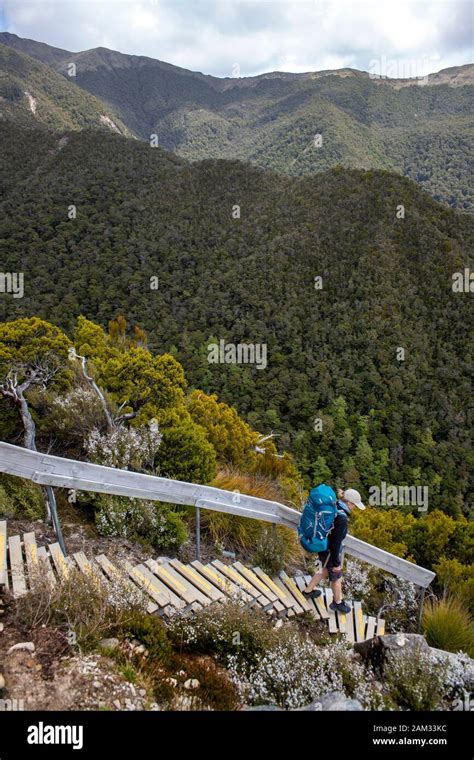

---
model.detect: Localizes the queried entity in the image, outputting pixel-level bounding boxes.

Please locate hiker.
[297,485,365,614]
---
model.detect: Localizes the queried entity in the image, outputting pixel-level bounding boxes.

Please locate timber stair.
[0,520,385,643]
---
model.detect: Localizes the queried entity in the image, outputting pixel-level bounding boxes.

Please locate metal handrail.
[0,441,435,588]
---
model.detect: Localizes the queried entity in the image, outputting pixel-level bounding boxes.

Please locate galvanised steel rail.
[0,441,435,588]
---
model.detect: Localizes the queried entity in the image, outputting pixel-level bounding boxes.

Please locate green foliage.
[0,41,131,135]
[422,596,474,657]
[250,528,289,575]
[168,600,278,672]
[1,124,471,513]
[187,390,258,468]
[168,656,240,710]
[14,566,147,650]
[433,557,474,613]
[3,35,471,210]
[0,316,71,372]
[0,473,44,519]
[384,645,449,710]
[94,494,188,551]
[156,423,217,483]
[122,610,172,663]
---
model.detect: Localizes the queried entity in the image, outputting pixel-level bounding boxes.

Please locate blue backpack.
[298,484,337,553]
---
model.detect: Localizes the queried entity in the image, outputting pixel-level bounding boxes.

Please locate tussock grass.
[422,595,474,657]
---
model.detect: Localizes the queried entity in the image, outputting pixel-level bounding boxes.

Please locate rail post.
[195,505,201,562]
[417,586,426,633]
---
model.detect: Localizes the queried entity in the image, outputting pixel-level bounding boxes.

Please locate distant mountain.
[0,42,132,135]
[1,33,472,212]
[1,122,472,509]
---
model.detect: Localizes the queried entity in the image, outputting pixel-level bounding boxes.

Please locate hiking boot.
[302,588,322,599]
[329,599,352,614]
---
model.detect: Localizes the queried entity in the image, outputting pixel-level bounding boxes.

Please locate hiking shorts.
[318,550,343,581]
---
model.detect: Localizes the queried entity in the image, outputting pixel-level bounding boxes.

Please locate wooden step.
[293,576,322,620]
[23,532,39,580]
[279,570,317,618]
[365,616,377,640]
[146,559,209,607]
[8,535,27,597]
[232,562,279,603]
[36,546,57,586]
[168,558,225,602]
[48,542,71,579]
[353,600,365,642]
[303,574,330,619]
[253,566,297,611]
[0,521,8,589]
[191,561,252,602]
[125,561,182,610]
[211,560,271,607]
[95,554,158,615]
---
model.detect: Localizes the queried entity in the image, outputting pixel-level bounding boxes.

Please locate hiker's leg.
[304,567,328,592]
[328,565,343,603]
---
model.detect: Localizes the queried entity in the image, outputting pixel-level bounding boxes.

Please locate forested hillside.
[0,43,132,135]
[1,33,473,212]
[1,123,472,513]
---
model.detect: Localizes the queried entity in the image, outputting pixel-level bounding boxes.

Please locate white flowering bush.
[95,494,187,551]
[430,649,474,702]
[46,387,106,442]
[384,644,473,710]
[85,419,162,471]
[380,576,419,632]
[167,600,276,670]
[228,635,384,710]
[342,558,371,600]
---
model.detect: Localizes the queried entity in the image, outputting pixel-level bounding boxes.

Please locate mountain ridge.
[1,32,472,212]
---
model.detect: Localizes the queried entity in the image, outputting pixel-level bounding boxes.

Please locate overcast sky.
[0,0,472,78]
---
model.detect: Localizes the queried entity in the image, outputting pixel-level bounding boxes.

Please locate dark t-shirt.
[319,501,349,567]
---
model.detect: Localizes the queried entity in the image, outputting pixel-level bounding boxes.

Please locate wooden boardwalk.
[0,521,385,642]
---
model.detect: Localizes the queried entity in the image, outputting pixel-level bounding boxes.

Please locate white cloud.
[1,0,472,77]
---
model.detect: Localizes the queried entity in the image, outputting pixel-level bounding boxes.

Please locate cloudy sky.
[0,0,472,77]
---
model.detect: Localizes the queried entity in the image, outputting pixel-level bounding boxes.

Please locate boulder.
[243,704,283,711]
[354,633,429,674]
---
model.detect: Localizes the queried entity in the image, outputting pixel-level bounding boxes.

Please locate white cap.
[343,488,366,510]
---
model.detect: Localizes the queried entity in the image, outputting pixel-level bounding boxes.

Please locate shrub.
[364,572,419,632]
[0,473,44,520]
[14,566,147,650]
[168,655,240,711]
[341,558,371,600]
[229,635,382,710]
[251,528,288,575]
[422,596,474,657]
[202,469,301,561]
[167,600,278,672]
[384,644,449,710]
[42,386,107,445]
[156,423,217,483]
[94,494,188,551]
[434,557,474,614]
[122,610,172,663]
[85,419,162,471]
